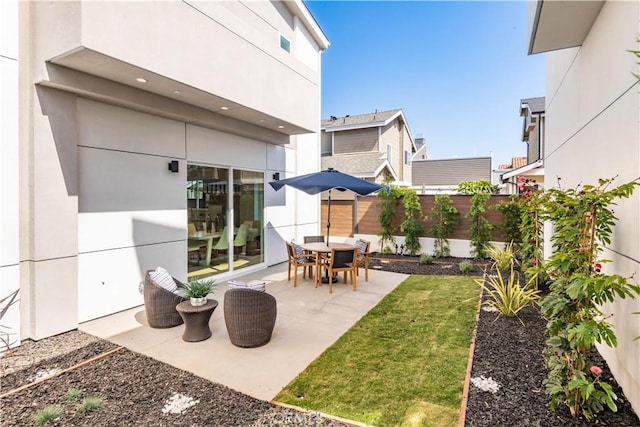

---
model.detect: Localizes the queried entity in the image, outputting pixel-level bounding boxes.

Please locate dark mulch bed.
[0,345,348,426]
[369,253,489,276]
[466,299,639,426]
[1,256,638,426]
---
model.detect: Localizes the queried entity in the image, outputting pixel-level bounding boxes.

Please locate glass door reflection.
[187,165,229,279]
[233,169,264,271]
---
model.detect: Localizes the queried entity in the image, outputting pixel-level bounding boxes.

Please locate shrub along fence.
[321,194,510,242]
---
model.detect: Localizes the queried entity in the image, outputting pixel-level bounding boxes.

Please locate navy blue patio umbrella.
[269,168,387,245]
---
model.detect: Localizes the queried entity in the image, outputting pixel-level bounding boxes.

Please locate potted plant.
[184,279,216,306]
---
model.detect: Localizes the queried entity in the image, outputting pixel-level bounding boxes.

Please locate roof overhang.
[45,47,310,141]
[284,0,330,50]
[528,0,604,55]
[500,160,544,180]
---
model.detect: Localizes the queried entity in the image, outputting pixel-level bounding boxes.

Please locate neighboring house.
[412,156,493,194]
[500,97,545,194]
[528,0,639,414]
[320,109,416,186]
[413,135,429,160]
[0,1,328,344]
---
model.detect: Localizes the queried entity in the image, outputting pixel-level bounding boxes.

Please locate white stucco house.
[0,1,328,345]
[528,0,640,415]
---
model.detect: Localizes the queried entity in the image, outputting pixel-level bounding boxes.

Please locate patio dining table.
[301,242,356,286]
[188,231,221,266]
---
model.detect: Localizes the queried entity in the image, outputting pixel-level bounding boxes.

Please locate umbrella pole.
[326,189,331,246]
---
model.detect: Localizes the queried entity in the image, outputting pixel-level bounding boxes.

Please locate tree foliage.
[457,180,499,195]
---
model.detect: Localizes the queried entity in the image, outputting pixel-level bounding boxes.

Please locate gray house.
[321,109,416,186]
[501,97,545,194]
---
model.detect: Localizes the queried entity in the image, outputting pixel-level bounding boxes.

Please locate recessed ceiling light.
[277,125,284,129]
[221,106,229,111]
[172,90,181,94]
[136,77,147,83]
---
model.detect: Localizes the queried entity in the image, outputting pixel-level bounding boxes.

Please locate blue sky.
[304,1,545,168]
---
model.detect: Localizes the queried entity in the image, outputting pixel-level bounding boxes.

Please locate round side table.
[176,299,218,342]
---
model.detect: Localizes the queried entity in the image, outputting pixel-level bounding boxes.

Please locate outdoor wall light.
[168,160,179,173]
[272,172,280,181]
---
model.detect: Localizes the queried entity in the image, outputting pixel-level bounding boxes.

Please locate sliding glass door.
[187,165,263,280]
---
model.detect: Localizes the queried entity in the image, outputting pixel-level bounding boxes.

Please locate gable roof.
[321,152,397,180]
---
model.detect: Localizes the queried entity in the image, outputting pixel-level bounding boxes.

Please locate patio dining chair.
[319,248,357,293]
[286,241,316,287]
[233,223,248,255]
[354,239,371,281]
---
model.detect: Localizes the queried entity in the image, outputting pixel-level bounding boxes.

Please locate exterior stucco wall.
[1,0,20,348]
[15,0,324,339]
[77,1,319,131]
[543,0,640,413]
[19,1,83,340]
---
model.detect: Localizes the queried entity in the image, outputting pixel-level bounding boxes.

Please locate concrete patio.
[79,263,408,402]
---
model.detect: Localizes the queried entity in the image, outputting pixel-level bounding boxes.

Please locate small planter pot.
[190,297,207,307]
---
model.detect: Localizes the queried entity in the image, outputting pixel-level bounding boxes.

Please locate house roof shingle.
[521,97,545,114]
[321,109,401,129]
[320,152,389,177]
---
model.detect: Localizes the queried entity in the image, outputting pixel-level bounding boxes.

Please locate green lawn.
[275,275,481,427]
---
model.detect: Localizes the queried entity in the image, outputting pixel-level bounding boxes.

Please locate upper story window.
[387,144,392,163]
[404,150,411,166]
[280,35,291,53]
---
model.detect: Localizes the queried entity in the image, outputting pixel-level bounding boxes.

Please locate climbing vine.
[377,185,401,252]
[430,194,459,257]
[399,188,425,256]
[539,177,640,420]
[519,191,544,287]
[467,192,493,259]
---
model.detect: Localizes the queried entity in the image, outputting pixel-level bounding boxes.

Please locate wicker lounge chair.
[223,288,277,348]
[144,270,188,328]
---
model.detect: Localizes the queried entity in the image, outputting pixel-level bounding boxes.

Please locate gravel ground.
[1,257,638,426]
[0,332,351,426]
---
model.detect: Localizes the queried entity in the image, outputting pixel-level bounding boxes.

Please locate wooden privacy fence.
[321,194,511,241]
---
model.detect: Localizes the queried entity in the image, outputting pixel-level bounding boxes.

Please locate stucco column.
[19,1,80,340]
